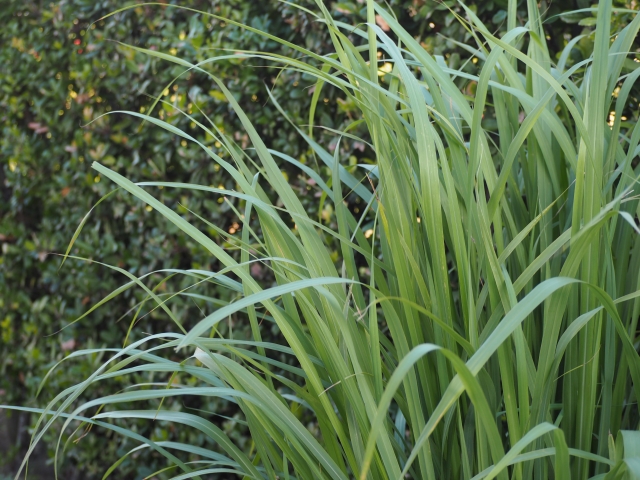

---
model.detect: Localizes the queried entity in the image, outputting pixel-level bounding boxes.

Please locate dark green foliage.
[0,1,333,476]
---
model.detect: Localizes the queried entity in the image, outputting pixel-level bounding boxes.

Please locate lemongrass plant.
[6,0,640,479]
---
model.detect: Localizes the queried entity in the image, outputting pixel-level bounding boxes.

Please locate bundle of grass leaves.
[6,0,640,478]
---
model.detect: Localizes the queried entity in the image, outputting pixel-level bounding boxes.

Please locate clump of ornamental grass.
[5,0,640,479]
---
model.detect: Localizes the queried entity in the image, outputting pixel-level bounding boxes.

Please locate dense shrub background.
[1,0,638,478]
